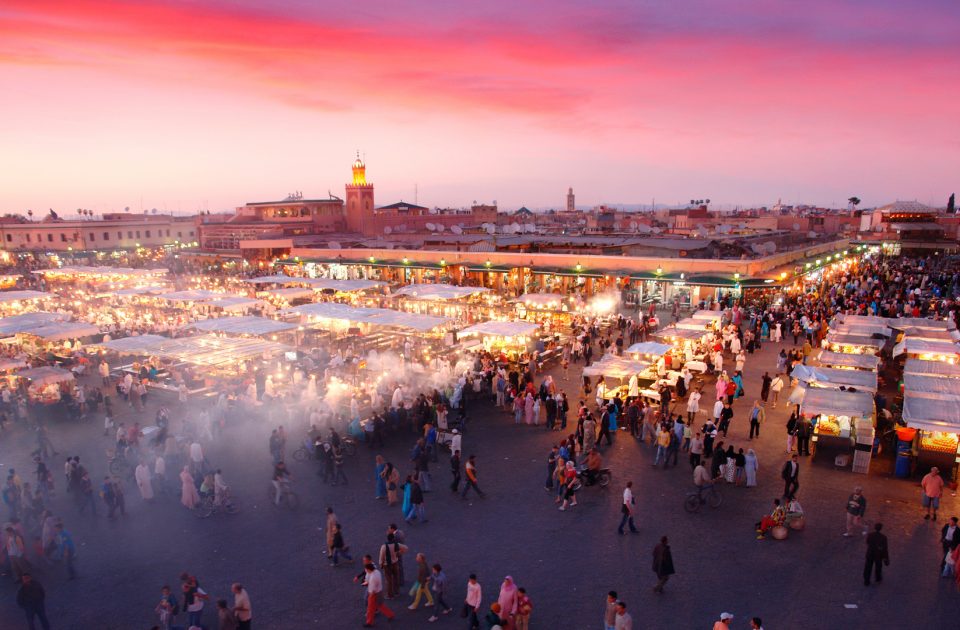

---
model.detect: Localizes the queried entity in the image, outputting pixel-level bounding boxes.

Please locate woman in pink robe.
[179,465,200,509]
[524,393,535,425]
[497,576,519,629]
[715,375,727,401]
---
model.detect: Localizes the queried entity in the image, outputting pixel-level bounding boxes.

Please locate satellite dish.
[425,222,436,232]
[651,227,662,234]
[451,225,463,235]
[328,241,342,249]
[636,224,652,234]
[629,221,637,230]
[436,223,445,232]
[792,222,801,231]
[510,222,521,233]
[384,226,393,235]
[485,224,496,235]
[807,231,819,239]
[524,223,537,233]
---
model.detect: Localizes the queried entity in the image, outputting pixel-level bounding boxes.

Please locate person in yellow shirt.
[653,426,671,468]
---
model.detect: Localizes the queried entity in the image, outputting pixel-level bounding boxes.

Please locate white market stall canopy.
[690,310,723,325]
[830,323,892,338]
[459,320,540,338]
[674,317,712,331]
[242,274,314,285]
[652,326,707,341]
[791,386,875,419]
[817,351,880,371]
[20,321,101,341]
[394,284,490,301]
[888,316,956,331]
[904,358,960,379]
[902,391,960,433]
[285,302,450,332]
[903,373,960,397]
[513,293,565,309]
[583,355,650,379]
[18,366,74,386]
[306,279,387,292]
[832,314,889,327]
[790,364,878,393]
[188,316,296,336]
[208,296,268,312]
[259,287,315,301]
[897,327,960,342]
[111,285,169,297]
[626,342,673,357]
[0,357,28,371]
[98,334,288,366]
[157,290,227,303]
[33,266,167,280]
[0,312,70,335]
[824,333,884,351]
[892,338,960,359]
[0,290,50,303]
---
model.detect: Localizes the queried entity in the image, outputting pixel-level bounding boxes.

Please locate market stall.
[823,333,884,355]
[791,364,878,393]
[901,391,960,480]
[187,316,297,337]
[903,358,960,379]
[892,338,960,362]
[790,386,876,469]
[0,290,50,303]
[18,366,74,404]
[393,284,489,301]
[817,351,881,371]
[0,312,70,336]
[457,320,539,360]
[896,327,960,343]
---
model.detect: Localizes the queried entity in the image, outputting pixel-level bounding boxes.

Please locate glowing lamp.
[485,260,492,267]
[440,259,446,267]
[402,258,409,264]
[368,256,376,263]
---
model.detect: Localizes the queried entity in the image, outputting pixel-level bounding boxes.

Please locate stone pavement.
[1,336,960,629]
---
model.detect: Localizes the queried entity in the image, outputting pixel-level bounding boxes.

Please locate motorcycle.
[576,464,611,488]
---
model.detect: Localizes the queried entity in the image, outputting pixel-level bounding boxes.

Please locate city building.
[0,212,196,252]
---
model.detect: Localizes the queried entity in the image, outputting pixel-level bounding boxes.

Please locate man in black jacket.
[941,516,960,572]
[17,573,50,630]
[864,523,890,586]
[781,455,799,501]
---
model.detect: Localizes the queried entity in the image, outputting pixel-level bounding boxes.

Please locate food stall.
[901,391,960,480]
[891,338,960,363]
[790,364,878,393]
[18,366,75,404]
[903,358,960,379]
[207,295,271,315]
[816,351,881,371]
[823,333,884,355]
[0,312,71,337]
[457,320,540,361]
[689,310,724,330]
[651,326,710,372]
[790,386,876,468]
[895,327,960,343]
[583,355,655,402]
[187,316,297,337]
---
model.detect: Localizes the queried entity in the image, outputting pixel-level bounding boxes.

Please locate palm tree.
[26,209,33,220]
[848,196,861,210]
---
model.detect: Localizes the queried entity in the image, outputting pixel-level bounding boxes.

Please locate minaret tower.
[345,152,375,234]
[566,187,575,212]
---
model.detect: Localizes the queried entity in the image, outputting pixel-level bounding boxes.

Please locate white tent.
[792,386,875,419]
[514,293,565,309]
[892,338,960,359]
[652,326,707,341]
[790,364,878,393]
[888,316,956,331]
[259,287,315,301]
[817,351,880,371]
[626,342,672,357]
[0,357,28,371]
[21,321,101,341]
[189,316,296,336]
[394,284,490,301]
[674,317,711,331]
[112,286,169,297]
[582,355,650,379]
[902,391,960,432]
[459,321,539,338]
[897,327,960,342]
[0,290,49,303]
[97,334,170,354]
[157,290,226,303]
[308,279,388,292]
[689,310,723,326]
[904,373,960,397]
[285,302,450,332]
[830,323,891,338]
[903,358,960,378]
[0,312,70,336]
[242,274,311,285]
[824,333,883,352]
[208,296,268,312]
[832,314,889,327]
[18,366,74,386]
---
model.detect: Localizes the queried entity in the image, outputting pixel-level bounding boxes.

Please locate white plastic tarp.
[626,342,672,357]
[652,326,707,341]
[825,333,883,351]
[22,321,100,341]
[791,365,878,393]
[260,287,314,300]
[0,357,27,371]
[904,373,960,397]
[189,316,296,336]
[903,358,960,379]
[394,284,489,301]
[892,338,960,358]
[97,334,170,354]
[18,366,74,386]
[897,328,960,342]
[157,290,225,303]
[690,310,723,323]
[794,386,875,418]
[514,293,565,308]
[0,290,49,303]
[831,323,891,337]
[888,316,956,331]
[0,312,70,335]
[582,356,650,379]
[285,302,449,332]
[459,321,539,338]
[902,392,960,432]
[308,279,387,292]
[817,351,880,371]
[208,296,266,312]
[674,317,711,331]
[242,275,311,285]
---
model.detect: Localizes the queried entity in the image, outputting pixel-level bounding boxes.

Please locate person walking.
[462,573,482,630]
[744,449,759,487]
[325,507,338,556]
[689,432,704,470]
[614,601,632,630]
[363,563,395,627]
[544,446,557,492]
[781,455,799,501]
[231,583,252,630]
[618,481,639,535]
[54,522,77,579]
[922,466,944,521]
[759,372,772,403]
[217,599,239,630]
[378,533,407,599]
[450,450,462,493]
[748,401,764,440]
[427,563,452,622]
[408,553,434,610]
[651,536,675,594]
[844,487,867,536]
[405,477,427,524]
[941,517,960,574]
[864,523,890,586]
[17,573,50,630]
[329,523,353,566]
[603,591,618,630]
[460,455,485,499]
[514,587,532,630]
[770,373,784,408]
[795,416,812,456]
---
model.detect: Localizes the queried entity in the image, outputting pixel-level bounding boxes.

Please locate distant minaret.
[566,187,575,212]
[345,153,375,235]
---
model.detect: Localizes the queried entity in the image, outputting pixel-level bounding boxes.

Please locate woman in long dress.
[135,462,154,501]
[497,576,519,629]
[745,449,759,487]
[524,393,535,425]
[179,465,200,509]
[724,446,736,483]
[401,475,412,517]
[374,455,387,500]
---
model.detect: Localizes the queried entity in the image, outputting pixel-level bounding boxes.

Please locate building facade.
[0,213,196,252]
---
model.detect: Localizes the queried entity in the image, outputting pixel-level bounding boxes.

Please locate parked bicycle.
[684,484,722,513]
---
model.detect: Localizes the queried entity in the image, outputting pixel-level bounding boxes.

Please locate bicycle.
[268,481,300,510]
[194,489,241,518]
[106,448,132,478]
[684,484,722,513]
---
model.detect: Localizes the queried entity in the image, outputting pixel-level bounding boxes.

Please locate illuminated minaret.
[345,153,375,234]
[566,187,575,212]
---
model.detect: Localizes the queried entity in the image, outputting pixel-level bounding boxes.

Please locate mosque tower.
[566,187,575,212]
[345,153,375,234]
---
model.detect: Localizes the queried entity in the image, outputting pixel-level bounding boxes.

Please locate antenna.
[415,183,418,206]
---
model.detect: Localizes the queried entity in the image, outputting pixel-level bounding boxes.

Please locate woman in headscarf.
[374,455,387,500]
[497,576,519,628]
[401,474,413,518]
[524,392,535,426]
[179,465,200,510]
[723,445,736,484]
[745,449,759,487]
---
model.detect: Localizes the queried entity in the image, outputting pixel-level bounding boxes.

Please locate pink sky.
[0,0,957,213]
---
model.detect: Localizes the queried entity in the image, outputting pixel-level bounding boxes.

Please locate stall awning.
[0,357,28,371]
[459,321,540,337]
[0,290,50,303]
[513,293,565,309]
[902,392,960,433]
[892,338,960,359]
[33,265,167,279]
[830,323,892,338]
[825,333,884,351]
[582,355,650,379]
[112,285,169,297]
[793,386,875,418]
[888,316,956,332]
[393,284,490,301]
[817,351,880,371]
[157,290,226,303]
[18,366,74,386]
[100,334,289,366]
[904,358,960,378]
[259,287,314,301]
[674,317,713,331]
[96,334,170,355]
[307,279,387,292]
[188,316,296,336]
[0,312,70,336]
[652,326,707,341]
[208,296,267,312]
[904,373,960,397]
[284,302,450,332]
[690,310,724,325]
[897,327,960,342]
[21,321,101,341]
[241,274,313,285]
[625,342,672,357]
[791,365,878,393]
